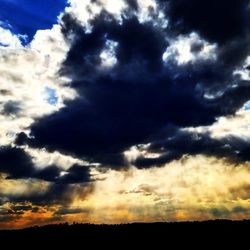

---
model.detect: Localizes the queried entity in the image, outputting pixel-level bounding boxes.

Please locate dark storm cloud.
[13,184,70,205]
[0,146,92,183]
[3,181,94,207]
[4,205,40,215]
[10,205,33,212]
[55,207,88,215]
[25,70,220,168]
[15,2,250,169]
[2,101,22,116]
[134,129,250,168]
[59,164,92,184]
[14,132,29,146]
[159,0,250,44]
[35,165,61,182]
[5,183,69,205]
[61,12,167,74]
[0,147,93,206]
[0,146,35,179]
[159,0,250,91]
[125,0,139,11]
[35,164,92,184]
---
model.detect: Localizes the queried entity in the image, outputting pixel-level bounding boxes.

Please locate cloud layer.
[0,0,250,228]
[21,0,250,169]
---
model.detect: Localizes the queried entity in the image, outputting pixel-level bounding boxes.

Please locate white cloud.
[100,40,118,68]
[65,0,125,27]
[0,26,23,49]
[209,110,250,139]
[124,144,161,164]
[0,24,76,145]
[163,32,217,65]
[185,108,250,141]
[24,147,87,170]
[234,56,250,81]
[66,0,162,27]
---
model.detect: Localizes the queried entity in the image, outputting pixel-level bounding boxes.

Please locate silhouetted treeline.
[0,220,249,246]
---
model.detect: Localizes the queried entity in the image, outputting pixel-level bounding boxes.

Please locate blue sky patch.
[44,87,58,106]
[0,0,68,44]
[242,100,250,111]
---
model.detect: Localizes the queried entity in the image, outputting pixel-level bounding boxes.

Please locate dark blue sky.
[0,0,68,43]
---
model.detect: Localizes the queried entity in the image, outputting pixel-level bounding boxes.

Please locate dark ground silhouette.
[0,220,249,244]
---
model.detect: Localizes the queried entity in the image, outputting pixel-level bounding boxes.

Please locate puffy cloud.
[20,5,250,170]
[234,56,250,81]
[163,32,217,65]
[24,147,87,170]
[66,0,158,24]
[0,26,23,48]
[0,23,77,146]
[99,40,118,68]
[64,0,125,27]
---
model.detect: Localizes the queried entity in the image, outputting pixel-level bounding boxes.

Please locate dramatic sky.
[0,0,250,229]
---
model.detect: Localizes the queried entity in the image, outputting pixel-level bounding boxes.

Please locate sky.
[0,0,250,229]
